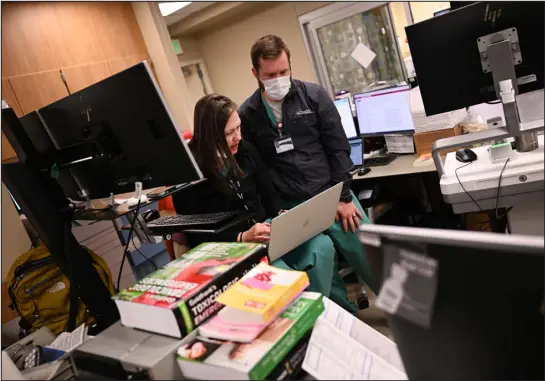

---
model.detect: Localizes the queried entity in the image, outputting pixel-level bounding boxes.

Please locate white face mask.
[262,75,291,101]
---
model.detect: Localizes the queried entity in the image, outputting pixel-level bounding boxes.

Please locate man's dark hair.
[250,35,291,71]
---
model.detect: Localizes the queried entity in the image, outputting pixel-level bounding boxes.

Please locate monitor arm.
[432,28,544,177]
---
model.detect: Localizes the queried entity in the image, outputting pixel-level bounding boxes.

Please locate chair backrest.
[158,195,175,212]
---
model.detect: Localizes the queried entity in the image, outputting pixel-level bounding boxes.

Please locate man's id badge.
[275,135,294,154]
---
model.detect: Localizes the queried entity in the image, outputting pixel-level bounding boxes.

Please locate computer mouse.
[357,167,371,176]
[142,209,160,222]
[455,148,478,163]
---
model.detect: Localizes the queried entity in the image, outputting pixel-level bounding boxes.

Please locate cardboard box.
[414,124,462,157]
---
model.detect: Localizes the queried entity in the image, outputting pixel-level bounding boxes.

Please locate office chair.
[157,196,190,260]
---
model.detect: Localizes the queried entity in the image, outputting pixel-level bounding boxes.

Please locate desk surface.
[77,181,203,221]
[353,154,436,180]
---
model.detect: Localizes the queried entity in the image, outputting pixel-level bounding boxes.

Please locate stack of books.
[177,264,321,380]
[112,243,406,380]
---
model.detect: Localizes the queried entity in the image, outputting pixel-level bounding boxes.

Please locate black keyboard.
[365,155,397,167]
[147,211,239,229]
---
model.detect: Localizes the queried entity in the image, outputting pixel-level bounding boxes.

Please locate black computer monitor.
[359,225,544,380]
[354,85,415,136]
[31,61,203,200]
[406,2,544,116]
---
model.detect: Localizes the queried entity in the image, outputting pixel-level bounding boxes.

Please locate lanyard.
[262,94,283,137]
[228,177,246,208]
[228,177,257,225]
[229,178,256,224]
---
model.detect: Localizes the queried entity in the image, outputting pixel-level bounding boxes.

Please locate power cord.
[69,203,158,289]
[116,199,142,292]
[60,70,71,95]
[131,235,158,270]
[495,158,513,234]
[455,162,483,212]
[495,158,511,219]
[457,158,513,232]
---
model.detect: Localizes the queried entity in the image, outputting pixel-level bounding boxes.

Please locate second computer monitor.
[348,138,363,167]
[334,98,358,139]
[354,85,415,136]
[34,62,203,200]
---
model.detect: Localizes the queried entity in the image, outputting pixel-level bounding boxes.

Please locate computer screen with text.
[355,85,415,136]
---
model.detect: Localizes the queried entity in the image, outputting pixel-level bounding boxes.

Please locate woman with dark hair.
[175,93,281,244]
[172,94,355,310]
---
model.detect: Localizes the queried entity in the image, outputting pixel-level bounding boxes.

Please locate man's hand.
[336,201,363,233]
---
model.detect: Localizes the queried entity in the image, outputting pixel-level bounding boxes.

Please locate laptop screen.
[334,98,358,139]
[349,138,363,166]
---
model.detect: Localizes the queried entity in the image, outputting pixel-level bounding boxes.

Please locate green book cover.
[113,242,266,337]
[177,292,324,380]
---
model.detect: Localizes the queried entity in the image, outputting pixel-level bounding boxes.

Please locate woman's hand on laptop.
[241,222,271,243]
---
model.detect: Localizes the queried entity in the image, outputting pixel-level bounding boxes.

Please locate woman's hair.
[190,94,244,194]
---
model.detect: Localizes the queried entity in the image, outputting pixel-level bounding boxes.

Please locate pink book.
[198,289,305,343]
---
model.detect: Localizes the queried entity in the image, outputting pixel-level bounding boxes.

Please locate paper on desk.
[351,43,376,69]
[384,134,414,154]
[322,297,406,373]
[302,297,407,380]
[408,86,425,114]
[303,319,407,380]
[46,324,86,353]
[409,87,468,132]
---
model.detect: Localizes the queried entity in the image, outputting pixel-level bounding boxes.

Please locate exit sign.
[172,39,183,55]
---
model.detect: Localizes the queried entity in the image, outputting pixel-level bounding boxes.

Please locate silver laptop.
[268,182,343,261]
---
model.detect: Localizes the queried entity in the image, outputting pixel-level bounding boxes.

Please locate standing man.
[239,35,376,312]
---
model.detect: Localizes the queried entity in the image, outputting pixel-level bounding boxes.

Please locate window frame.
[299,1,415,98]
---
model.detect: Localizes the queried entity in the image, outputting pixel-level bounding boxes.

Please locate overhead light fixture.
[159,2,192,17]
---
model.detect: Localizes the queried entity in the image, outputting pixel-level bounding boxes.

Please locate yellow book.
[215,263,310,326]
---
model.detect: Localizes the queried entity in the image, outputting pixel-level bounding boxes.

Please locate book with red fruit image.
[112,242,267,338]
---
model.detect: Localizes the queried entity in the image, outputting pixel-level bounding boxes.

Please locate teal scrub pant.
[272,233,335,297]
[271,191,376,314]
